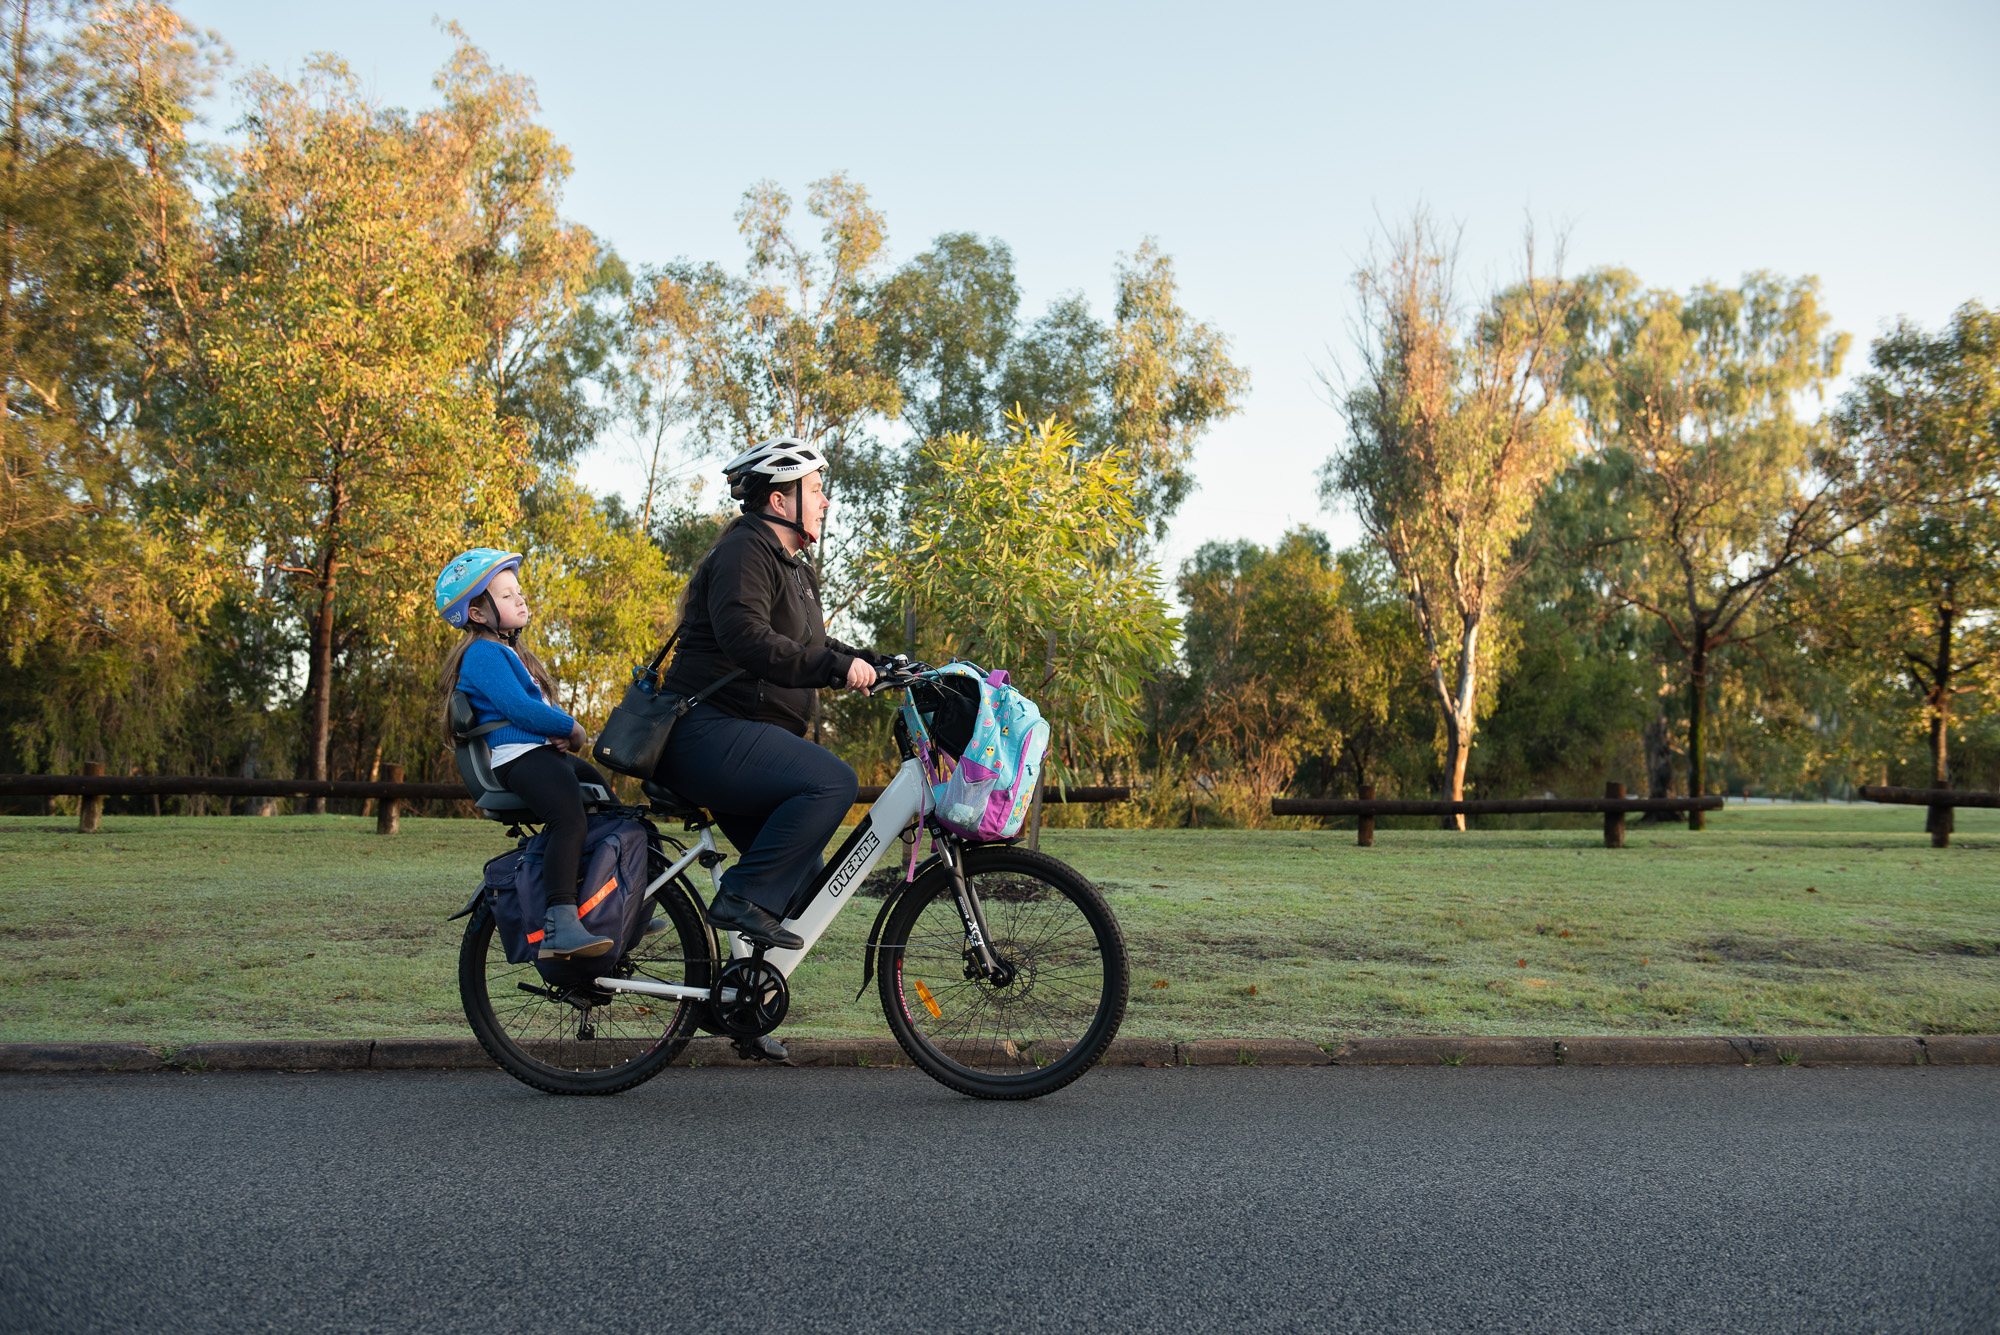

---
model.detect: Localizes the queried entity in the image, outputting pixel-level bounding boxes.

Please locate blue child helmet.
[435,548,523,628]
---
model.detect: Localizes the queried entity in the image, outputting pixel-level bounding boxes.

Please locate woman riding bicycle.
[651,436,885,952]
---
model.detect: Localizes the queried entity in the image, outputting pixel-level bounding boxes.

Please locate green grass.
[0,803,1993,1044]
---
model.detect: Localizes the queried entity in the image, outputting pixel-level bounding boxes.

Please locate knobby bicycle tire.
[877,846,1129,1100]
[459,868,716,1096]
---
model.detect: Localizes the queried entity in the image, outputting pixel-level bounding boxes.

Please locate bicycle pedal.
[731,1035,794,1065]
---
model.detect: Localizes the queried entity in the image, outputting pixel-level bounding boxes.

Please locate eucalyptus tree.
[160,58,518,806]
[1564,269,1852,827]
[0,0,224,774]
[1836,303,2000,797]
[995,292,1107,447]
[632,174,902,644]
[1173,528,1356,820]
[1108,238,1249,539]
[870,230,1019,443]
[988,242,1248,543]
[1321,213,1578,824]
[427,25,623,477]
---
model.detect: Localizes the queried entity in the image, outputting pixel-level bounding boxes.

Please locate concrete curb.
[1,1035,1993,1074]
[1325,1036,1940,1067]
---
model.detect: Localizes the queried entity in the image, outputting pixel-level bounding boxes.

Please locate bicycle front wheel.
[878,846,1128,1100]
[460,870,716,1096]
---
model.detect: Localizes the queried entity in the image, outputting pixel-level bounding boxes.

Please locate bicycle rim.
[879,847,1128,1100]
[460,874,714,1096]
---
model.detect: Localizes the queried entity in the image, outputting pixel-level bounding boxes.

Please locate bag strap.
[635,626,682,690]
[677,667,745,715]
[640,617,744,708]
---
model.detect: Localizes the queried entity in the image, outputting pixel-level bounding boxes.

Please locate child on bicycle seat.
[435,548,616,961]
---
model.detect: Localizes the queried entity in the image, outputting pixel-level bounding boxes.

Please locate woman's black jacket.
[660,516,883,737]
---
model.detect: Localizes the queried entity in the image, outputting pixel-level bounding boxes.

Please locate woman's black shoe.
[705,893,805,950]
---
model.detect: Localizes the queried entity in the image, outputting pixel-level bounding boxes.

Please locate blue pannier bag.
[484,813,657,986]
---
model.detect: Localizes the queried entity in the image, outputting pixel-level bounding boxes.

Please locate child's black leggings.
[494,747,608,908]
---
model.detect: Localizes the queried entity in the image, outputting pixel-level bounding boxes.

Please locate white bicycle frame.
[592,756,928,1004]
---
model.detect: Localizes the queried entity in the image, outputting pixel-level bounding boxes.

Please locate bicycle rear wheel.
[460,865,716,1096]
[878,846,1128,1100]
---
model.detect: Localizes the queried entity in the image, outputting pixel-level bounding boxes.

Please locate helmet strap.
[759,478,817,546]
[467,593,522,645]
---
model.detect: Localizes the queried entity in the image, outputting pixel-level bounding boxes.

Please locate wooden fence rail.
[1273,782,1723,847]
[1857,785,1998,849]
[852,785,1129,804]
[5,772,1131,836]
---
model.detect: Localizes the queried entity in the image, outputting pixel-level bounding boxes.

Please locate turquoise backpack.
[929,663,1050,841]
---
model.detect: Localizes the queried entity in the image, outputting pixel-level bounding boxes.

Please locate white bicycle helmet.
[722,435,828,501]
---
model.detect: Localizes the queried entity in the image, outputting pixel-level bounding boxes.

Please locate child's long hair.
[439,590,561,736]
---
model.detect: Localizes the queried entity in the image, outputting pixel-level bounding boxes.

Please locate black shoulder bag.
[590,627,743,778]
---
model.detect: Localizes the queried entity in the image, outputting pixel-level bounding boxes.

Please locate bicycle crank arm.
[593,976,734,1003]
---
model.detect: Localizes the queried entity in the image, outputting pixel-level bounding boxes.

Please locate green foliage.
[995,291,1106,445]
[985,242,1250,542]
[1564,268,1854,815]
[0,1,225,776]
[1171,529,1354,818]
[869,413,1178,776]
[516,479,683,722]
[1108,239,1251,537]
[870,231,1019,442]
[429,24,625,475]
[156,56,525,789]
[1830,305,2000,787]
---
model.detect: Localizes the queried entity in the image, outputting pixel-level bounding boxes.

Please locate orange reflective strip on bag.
[527,929,545,944]
[577,877,618,919]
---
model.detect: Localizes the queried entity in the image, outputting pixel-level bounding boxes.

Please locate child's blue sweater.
[457,639,576,751]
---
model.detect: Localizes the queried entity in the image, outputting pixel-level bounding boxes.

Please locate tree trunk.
[302,545,339,815]
[1434,617,1479,830]
[1686,633,1709,831]
[0,0,27,421]
[1440,717,1471,830]
[1925,602,1955,837]
[1928,602,1954,789]
[1643,712,1673,799]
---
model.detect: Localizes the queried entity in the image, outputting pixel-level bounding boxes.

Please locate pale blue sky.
[180,0,2000,576]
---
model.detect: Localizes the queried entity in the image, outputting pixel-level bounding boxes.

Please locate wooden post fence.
[78,762,104,834]
[1273,789,1723,846]
[6,774,1132,836]
[376,763,404,836]
[1857,786,1998,848]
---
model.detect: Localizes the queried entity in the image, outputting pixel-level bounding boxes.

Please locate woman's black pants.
[651,703,859,917]
[494,747,608,908]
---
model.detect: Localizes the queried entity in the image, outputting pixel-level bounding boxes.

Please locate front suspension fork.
[936,834,1006,982]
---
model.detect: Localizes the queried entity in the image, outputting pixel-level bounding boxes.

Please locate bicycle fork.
[935,834,1009,985]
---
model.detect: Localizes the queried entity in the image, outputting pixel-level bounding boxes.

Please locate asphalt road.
[3,1064,1996,1334]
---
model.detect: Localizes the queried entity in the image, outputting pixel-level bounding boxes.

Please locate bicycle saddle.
[640,779,705,821]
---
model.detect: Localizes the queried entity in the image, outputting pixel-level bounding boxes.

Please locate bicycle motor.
[709,955,789,1038]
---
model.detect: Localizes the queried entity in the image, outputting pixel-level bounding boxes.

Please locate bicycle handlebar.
[865,655,935,696]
